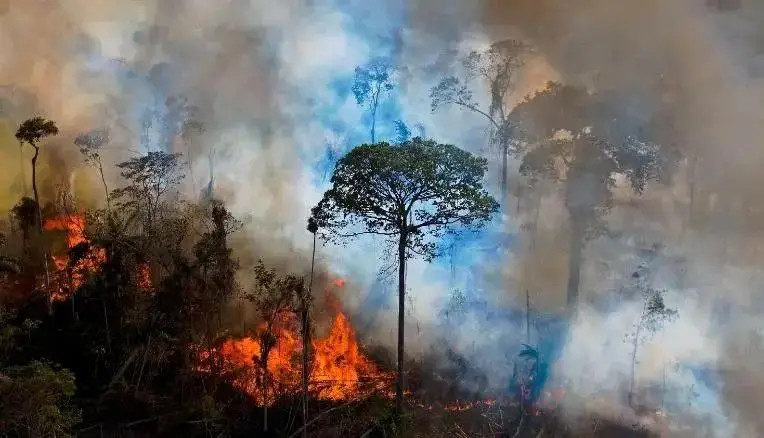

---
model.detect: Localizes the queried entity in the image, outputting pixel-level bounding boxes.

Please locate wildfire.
[200,299,390,406]
[42,214,153,299]
[43,215,105,300]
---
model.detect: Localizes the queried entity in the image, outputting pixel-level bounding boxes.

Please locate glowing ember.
[199,302,390,406]
[443,399,496,412]
[136,263,152,291]
[44,215,105,300]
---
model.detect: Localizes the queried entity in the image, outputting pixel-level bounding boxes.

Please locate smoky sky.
[2,1,764,435]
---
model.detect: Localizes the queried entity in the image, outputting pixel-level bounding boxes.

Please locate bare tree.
[75,129,111,213]
[430,39,531,197]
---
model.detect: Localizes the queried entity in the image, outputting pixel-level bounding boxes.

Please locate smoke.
[2,0,764,435]
[474,0,764,435]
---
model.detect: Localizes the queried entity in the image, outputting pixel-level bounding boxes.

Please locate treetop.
[311,137,498,260]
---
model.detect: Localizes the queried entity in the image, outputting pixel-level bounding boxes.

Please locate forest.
[1,1,762,437]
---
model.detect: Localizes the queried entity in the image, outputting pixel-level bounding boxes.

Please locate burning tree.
[311,137,499,423]
[245,260,304,432]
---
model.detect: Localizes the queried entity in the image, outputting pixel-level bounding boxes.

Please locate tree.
[311,137,498,423]
[430,39,530,196]
[0,360,81,437]
[303,217,319,438]
[15,117,59,314]
[626,288,677,407]
[352,57,396,143]
[111,151,185,231]
[245,261,304,433]
[74,129,111,213]
[512,83,676,308]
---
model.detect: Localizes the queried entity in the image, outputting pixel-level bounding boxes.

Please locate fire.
[200,304,390,406]
[311,312,387,400]
[42,214,153,298]
[43,215,105,300]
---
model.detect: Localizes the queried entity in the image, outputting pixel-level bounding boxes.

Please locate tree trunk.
[102,298,112,357]
[98,164,111,213]
[263,370,269,433]
[31,145,52,315]
[628,323,641,408]
[525,290,531,345]
[302,232,316,438]
[566,222,584,309]
[395,230,407,424]
[371,104,377,144]
[501,144,508,201]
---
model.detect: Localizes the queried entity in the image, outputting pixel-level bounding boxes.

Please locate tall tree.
[311,137,498,423]
[626,287,676,407]
[512,82,677,309]
[430,39,530,197]
[74,129,111,213]
[15,117,59,314]
[303,217,319,438]
[111,151,185,231]
[352,57,396,143]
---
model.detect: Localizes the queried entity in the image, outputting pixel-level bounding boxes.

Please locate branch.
[287,395,369,438]
[451,99,502,132]
[334,230,399,238]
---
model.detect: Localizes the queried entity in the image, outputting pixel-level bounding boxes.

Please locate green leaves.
[0,361,81,437]
[312,138,498,261]
[352,57,395,106]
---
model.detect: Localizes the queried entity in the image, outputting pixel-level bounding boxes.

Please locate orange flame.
[43,215,153,299]
[199,286,390,406]
[43,215,105,300]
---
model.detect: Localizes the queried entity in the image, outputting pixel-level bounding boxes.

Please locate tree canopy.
[15,117,58,146]
[311,137,499,260]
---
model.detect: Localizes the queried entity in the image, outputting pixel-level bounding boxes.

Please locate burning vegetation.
[2,3,731,435]
[199,309,390,406]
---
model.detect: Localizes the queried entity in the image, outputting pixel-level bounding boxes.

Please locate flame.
[311,312,387,400]
[43,215,105,300]
[42,214,153,299]
[199,293,390,406]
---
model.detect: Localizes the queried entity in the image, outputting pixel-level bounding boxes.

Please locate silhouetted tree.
[353,57,396,143]
[311,137,498,423]
[245,260,304,433]
[74,129,111,213]
[112,151,185,233]
[430,40,530,196]
[512,83,677,309]
[627,288,677,407]
[15,117,59,313]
